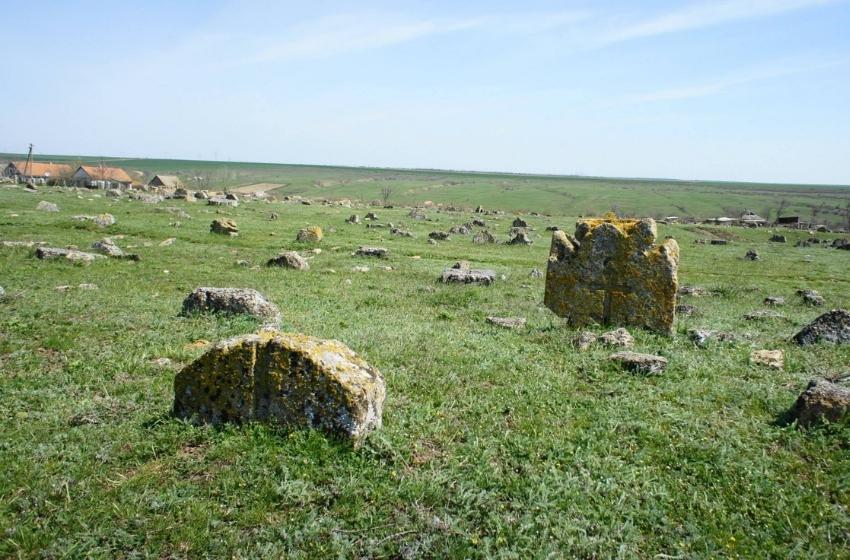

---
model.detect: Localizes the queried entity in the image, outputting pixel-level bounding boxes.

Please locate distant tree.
[380,185,393,206]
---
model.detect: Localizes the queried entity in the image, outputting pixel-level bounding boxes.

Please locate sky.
[2,0,850,184]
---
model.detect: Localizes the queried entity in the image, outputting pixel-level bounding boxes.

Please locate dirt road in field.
[230,183,284,194]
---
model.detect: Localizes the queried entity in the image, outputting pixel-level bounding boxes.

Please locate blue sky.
[2,0,849,184]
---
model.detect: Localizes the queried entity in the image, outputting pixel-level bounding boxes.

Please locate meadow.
[1,184,849,558]
[3,152,849,227]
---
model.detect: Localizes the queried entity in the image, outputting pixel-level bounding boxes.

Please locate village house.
[739,210,768,227]
[147,174,182,189]
[3,161,74,185]
[72,165,133,189]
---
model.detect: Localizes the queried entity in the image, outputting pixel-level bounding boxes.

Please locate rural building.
[3,161,74,185]
[739,210,768,227]
[147,174,182,189]
[777,216,801,227]
[72,165,133,189]
[707,217,735,226]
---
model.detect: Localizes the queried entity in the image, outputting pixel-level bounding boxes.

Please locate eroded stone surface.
[440,267,496,285]
[172,331,386,442]
[486,316,526,329]
[472,230,495,244]
[791,379,850,427]
[609,351,668,374]
[355,247,389,258]
[181,287,281,323]
[750,349,784,369]
[36,247,104,263]
[211,219,238,235]
[793,310,850,345]
[544,217,679,335]
[267,251,309,270]
[296,226,323,243]
[37,201,59,212]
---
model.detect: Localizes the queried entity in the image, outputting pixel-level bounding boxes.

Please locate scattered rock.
[180,287,281,323]
[486,316,526,329]
[210,218,238,235]
[208,196,238,207]
[429,231,450,241]
[355,247,389,258]
[507,230,532,245]
[710,239,729,245]
[390,227,413,237]
[345,214,360,224]
[78,283,98,290]
[529,268,543,279]
[449,225,470,235]
[365,212,378,221]
[91,238,140,261]
[678,285,712,297]
[37,201,59,212]
[35,247,104,263]
[472,230,496,244]
[0,286,5,299]
[798,289,825,306]
[745,310,785,321]
[769,234,787,243]
[440,267,496,285]
[472,219,486,227]
[269,212,279,220]
[764,296,785,306]
[793,310,850,345]
[267,251,309,271]
[599,328,634,347]
[545,217,678,335]
[296,226,323,243]
[609,351,668,374]
[512,218,529,228]
[750,349,784,369]
[573,331,597,351]
[745,249,760,261]
[452,260,470,271]
[73,214,116,227]
[150,357,174,367]
[675,304,698,316]
[172,331,386,443]
[159,238,176,247]
[790,379,850,427]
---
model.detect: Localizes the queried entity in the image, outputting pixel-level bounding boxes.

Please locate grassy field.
[1,185,849,558]
[4,152,850,227]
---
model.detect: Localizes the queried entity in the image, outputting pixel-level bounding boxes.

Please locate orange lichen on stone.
[173,331,385,443]
[544,217,679,335]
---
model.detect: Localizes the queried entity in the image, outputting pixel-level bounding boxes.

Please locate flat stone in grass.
[599,328,634,347]
[675,304,698,316]
[91,238,140,261]
[745,310,785,321]
[764,296,785,306]
[267,251,309,271]
[210,218,238,235]
[609,351,668,374]
[798,289,825,306]
[507,230,532,245]
[172,331,386,443]
[35,247,104,264]
[181,287,281,323]
[296,226,323,243]
[745,249,760,261]
[486,316,526,329]
[208,196,238,207]
[365,212,378,221]
[688,329,736,347]
[37,201,59,212]
[73,213,116,227]
[390,227,413,237]
[750,349,784,369]
[790,379,850,427]
[355,247,389,258]
[440,267,496,285]
[793,310,850,345]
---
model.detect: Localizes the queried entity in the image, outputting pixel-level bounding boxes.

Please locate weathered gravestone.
[544,216,679,335]
[172,331,386,443]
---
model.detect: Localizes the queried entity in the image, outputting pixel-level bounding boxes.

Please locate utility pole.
[23,143,34,184]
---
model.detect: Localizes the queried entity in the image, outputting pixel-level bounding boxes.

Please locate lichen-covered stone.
[798,289,825,306]
[91,238,140,261]
[355,247,389,258]
[793,310,850,345]
[35,246,104,263]
[507,230,532,245]
[609,351,668,374]
[440,267,496,285]
[791,379,850,427]
[296,226,323,243]
[181,287,281,323]
[472,230,496,244]
[544,217,679,335]
[599,328,634,347]
[429,231,450,241]
[267,251,309,270]
[173,331,386,442]
[750,349,784,369]
[211,219,238,235]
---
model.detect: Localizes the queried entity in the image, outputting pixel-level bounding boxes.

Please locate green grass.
[4,152,850,227]
[1,185,849,558]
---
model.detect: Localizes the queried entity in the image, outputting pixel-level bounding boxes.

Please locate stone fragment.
[452,260,470,271]
[208,196,238,207]
[173,331,385,443]
[472,219,486,227]
[750,349,784,369]
[790,379,850,427]
[512,218,529,228]
[429,231,450,241]
[675,304,698,316]
[678,285,712,297]
[440,267,496,285]
[267,251,309,271]
[599,328,634,347]
[355,247,389,258]
[449,225,470,235]
[180,287,281,323]
[745,249,760,261]
[472,230,496,244]
[269,212,279,220]
[769,234,787,243]
[529,268,543,278]
[390,227,413,237]
[35,247,104,263]
[507,230,532,245]
[544,217,679,335]
[798,289,825,306]
[764,296,785,306]
[745,310,785,321]
[793,310,850,345]
[73,213,116,227]
[573,332,597,351]
[609,351,668,374]
[365,212,378,221]
[159,238,176,247]
[91,238,140,261]
[296,226,323,243]
[211,218,238,235]
[351,266,370,273]
[345,214,360,224]
[37,201,59,212]
[486,316,526,329]
[710,239,728,245]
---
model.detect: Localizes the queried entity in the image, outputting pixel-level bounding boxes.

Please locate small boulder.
[512,218,528,228]
[793,310,850,345]
[750,349,784,369]
[211,218,238,235]
[507,230,532,245]
[676,304,698,316]
[365,212,379,221]
[37,201,59,212]
[609,352,668,374]
[472,219,486,227]
[745,249,760,261]
[208,196,238,207]
[710,239,728,245]
[91,238,140,261]
[790,379,850,427]
[529,268,543,279]
[798,289,825,306]
[440,267,496,285]
[355,247,389,258]
[180,287,281,323]
[449,225,471,235]
[172,331,386,443]
[764,296,785,306]
[429,231,450,241]
[472,230,496,244]
[35,247,104,264]
[769,234,787,243]
[296,226,323,243]
[573,332,597,351]
[267,251,309,271]
[345,214,360,224]
[390,227,413,237]
[599,328,634,347]
[745,310,785,321]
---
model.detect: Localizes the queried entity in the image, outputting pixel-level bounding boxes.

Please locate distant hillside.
[3,152,848,226]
